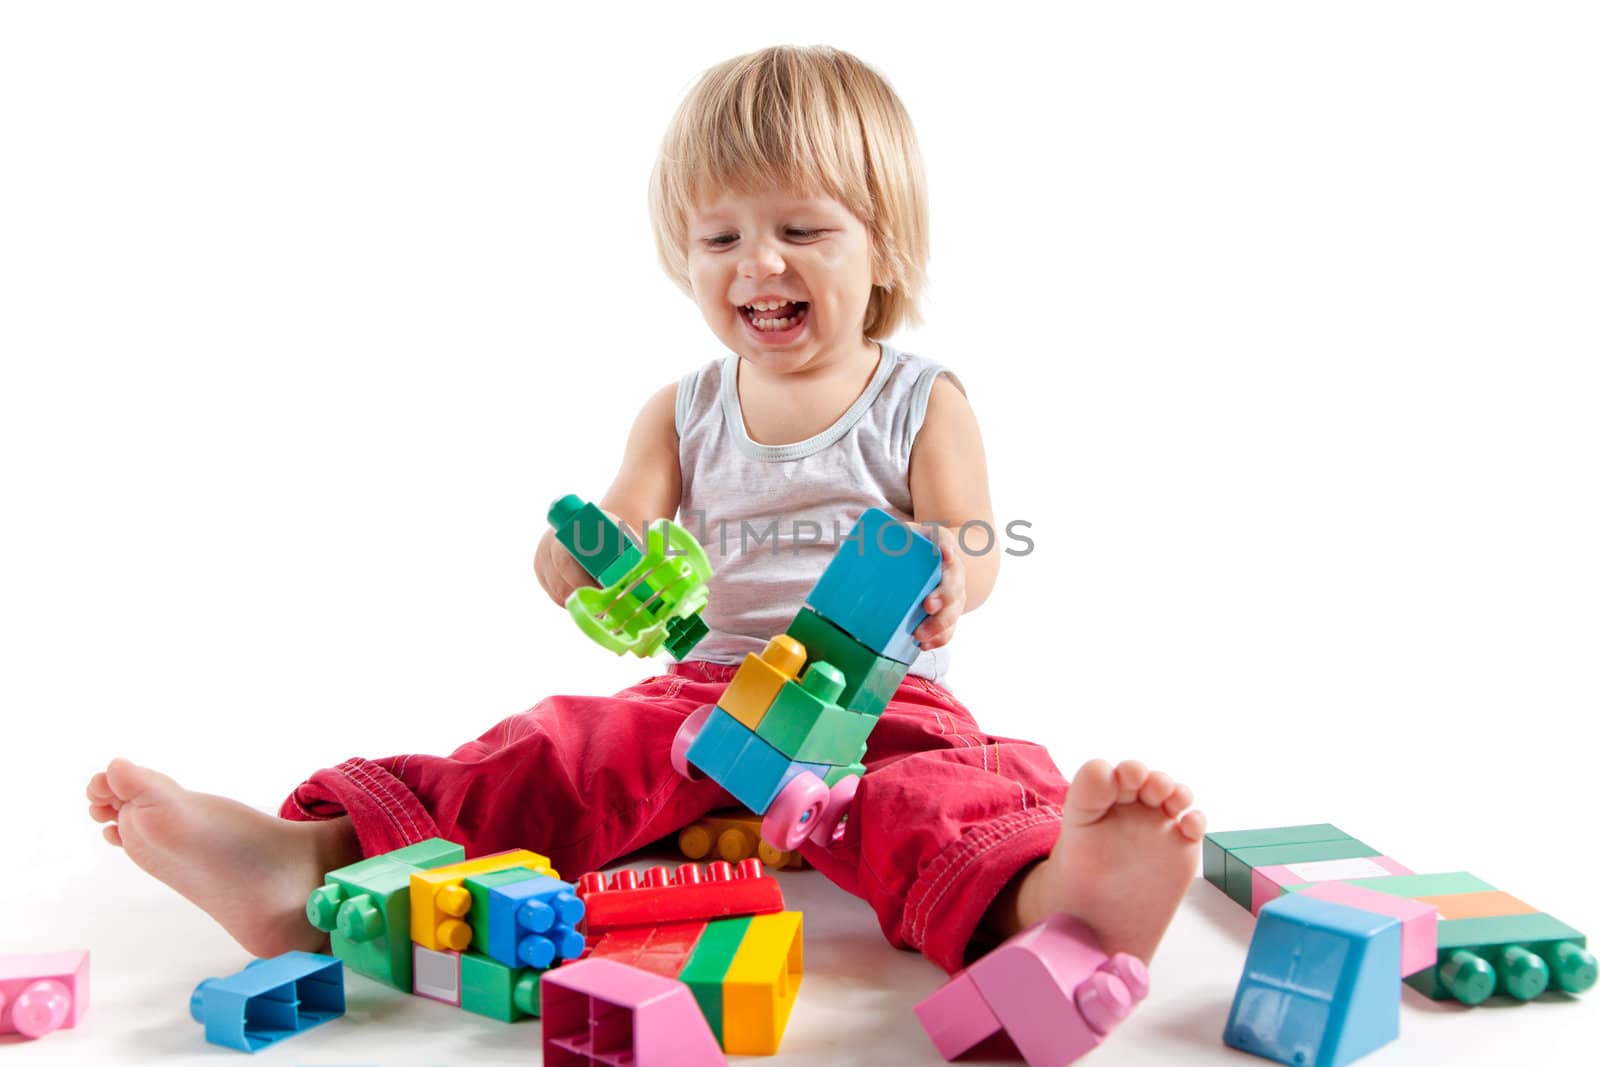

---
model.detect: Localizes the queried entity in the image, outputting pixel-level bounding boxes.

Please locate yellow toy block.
[718,635,806,730]
[722,910,804,1054]
[409,849,557,952]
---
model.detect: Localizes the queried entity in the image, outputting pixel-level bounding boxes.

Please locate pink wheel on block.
[762,773,828,852]
[809,774,859,846]
[671,704,714,780]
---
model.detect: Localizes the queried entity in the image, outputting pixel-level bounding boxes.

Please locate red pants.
[280,660,1069,974]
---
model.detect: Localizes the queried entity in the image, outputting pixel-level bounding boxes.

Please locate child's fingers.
[915,600,961,650]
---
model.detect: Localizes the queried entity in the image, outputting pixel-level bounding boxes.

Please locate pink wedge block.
[1299,882,1440,977]
[915,914,1149,1066]
[541,957,726,1066]
[1251,855,1413,915]
[0,950,90,1039]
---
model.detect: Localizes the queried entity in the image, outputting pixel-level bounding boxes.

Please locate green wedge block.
[677,916,752,1044]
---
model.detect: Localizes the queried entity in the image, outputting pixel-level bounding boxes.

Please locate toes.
[1161,784,1195,819]
[1064,759,1118,825]
[1112,760,1149,803]
[102,824,123,847]
[88,802,117,824]
[104,757,173,802]
[1137,771,1176,810]
[86,772,120,808]
[1176,809,1207,842]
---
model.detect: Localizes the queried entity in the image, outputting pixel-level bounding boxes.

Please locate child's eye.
[704,235,736,247]
[787,228,821,239]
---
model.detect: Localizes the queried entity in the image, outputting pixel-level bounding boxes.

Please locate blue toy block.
[687,706,816,813]
[485,873,587,970]
[1225,894,1401,1067]
[190,951,345,1053]
[804,508,940,664]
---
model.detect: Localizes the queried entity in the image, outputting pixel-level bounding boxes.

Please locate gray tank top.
[675,341,961,681]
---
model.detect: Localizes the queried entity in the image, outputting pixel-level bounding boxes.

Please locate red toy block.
[541,957,727,1066]
[586,921,709,979]
[1299,882,1440,978]
[0,950,89,1039]
[915,914,1149,1066]
[575,860,784,936]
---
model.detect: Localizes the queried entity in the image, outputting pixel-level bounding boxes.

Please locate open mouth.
[740,301,809,332]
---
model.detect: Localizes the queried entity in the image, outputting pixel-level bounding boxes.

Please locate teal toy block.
[687,705,810,812]
[804,507,941,665]
[1286,871,1496,900]
[1203,825,1354,891]
[306,839,467,993]
[783,607,910,715]
[460,951,542,1022]
[1223,839,1379,912]
[1225,894,1401,1067]
[754,662,877,765]
[191,952,345,1053]
[1406,911,1595,1004]
[549,493,641,581]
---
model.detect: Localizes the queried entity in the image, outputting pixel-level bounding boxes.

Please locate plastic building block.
[413,944,462,1006]
[190,951,345,1053]
[685,704,814,813]
[721,910,804,1055]
[306,837,466,992]
[1291,871,1496,900]
[784,606,911,715]
[717,634,806,730]
[1298,882,1439,978]
[0,950,89,1039]
[541,957,727,1067]
[662,612,709,661]
[677,810,805,870]
[587,921,709,979]
[803,508,941,664]
[470,870,586,970]
[1250,855,1413,915]
[460,951,542,1022]
[1225,894,1400,1067]
[549,493,641,581]
[410,848,557,952]
[1204,825,1354,892]
[916,913,1149,1066]
[754,662,878,765]
[575,859,783,935]
[1224,838,1381,912]
[566,515,713,660]
[1406,911,1595,1004]
[677,916,752,1045]
[1414,890,1536,920]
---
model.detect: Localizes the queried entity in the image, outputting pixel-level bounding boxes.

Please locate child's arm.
[533,383,682,607]
[908,377,1000,650]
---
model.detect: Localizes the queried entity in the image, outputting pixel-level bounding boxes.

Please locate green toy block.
[823,762,865,788]
[1287,871,1497,900]
[677,916,752,1044]
[784,607,910,716]
[663,613,709,660]
[753,662,876,765]
[375,838,468,869]
[460,951,542,1022]
[1202,825,1355,890]
[1406,912,1592,1003]
[1223,838,1378,910]
[465,867,547,948]
[549,493,639,580]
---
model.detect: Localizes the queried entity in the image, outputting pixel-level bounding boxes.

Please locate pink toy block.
[0,950,89,1039]
[915,914,1149,1066]
[541,956,727,1066]
[1251,855,1413,915]
[1299,881,1440,977]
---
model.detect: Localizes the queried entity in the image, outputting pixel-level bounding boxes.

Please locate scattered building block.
[1251,855,1413,914]
[803,507,940,664]
[190,952,345,1053]
[541,957,726,1066]
[575,859,783,936]
[586,922,708,980]
[717,635,806,729]
[916,913,1149,1066]
[1225,895,1401,1067]
[676,810,805,870]
[0,950,89,1039]
[1224,839,1381,912]
[1298,882,1439,978]
[1407,912,1595,1004]
[474,871,585,970]
[459,951,541,1023]
[676,917,752,1046]
[1204,825,1354,893]
[721,911,804,1055]
[1414,890,1536,921]
[1297,871,1496,900]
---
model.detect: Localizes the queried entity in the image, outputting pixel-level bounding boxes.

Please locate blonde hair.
[648,45,929,339]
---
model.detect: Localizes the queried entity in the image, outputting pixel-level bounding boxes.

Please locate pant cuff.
[278,757,442,858]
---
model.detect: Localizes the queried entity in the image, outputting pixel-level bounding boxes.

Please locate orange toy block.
[1416,890,1537,920]
[721,910,804,1055]
[410,849,558,951]
[718,635,806,730]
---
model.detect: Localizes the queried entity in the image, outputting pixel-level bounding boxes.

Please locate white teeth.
[745,299,797,312]
[751,315,799,330]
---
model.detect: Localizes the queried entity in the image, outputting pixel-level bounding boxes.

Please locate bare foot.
[86,757,360,957]
[1014,759,1206,964]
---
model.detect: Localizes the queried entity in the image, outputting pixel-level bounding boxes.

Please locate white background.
[2,2,1596,1063]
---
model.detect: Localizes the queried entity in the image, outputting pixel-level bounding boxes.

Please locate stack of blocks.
[575,858,803,1055]
[306,839,587,1023]
[686,508,940,833]
[1206,823,1597,1067]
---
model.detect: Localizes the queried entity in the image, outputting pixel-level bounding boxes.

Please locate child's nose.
[738,237,786,278]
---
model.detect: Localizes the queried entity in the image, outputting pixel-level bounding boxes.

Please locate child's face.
[685,186,878,372]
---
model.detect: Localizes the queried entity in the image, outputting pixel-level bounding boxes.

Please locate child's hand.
[534,527,599,608]
[913,524,966,651]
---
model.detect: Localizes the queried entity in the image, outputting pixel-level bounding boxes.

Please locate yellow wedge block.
[409,848,557,951]
[722,910,803,1054]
